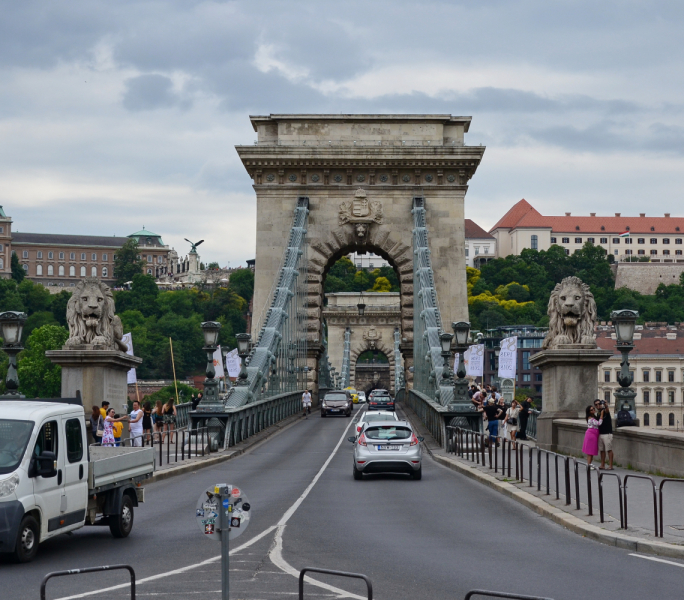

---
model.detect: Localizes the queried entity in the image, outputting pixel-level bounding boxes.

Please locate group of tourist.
[468,384,535,448]
[89,397,178,447]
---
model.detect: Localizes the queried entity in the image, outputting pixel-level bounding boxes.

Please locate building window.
[48,252,54,259]
[36,251,42,259]
[612,238,620,244]
[587,237,595,243]
[643,370,650,382]
[69,266,75,276]
[670,413,675,427]
[58,265,64,276]
[650,238,657,244]
[664,249,671,255]
[22,250,29,258]
[669,371,675,382]
[565,249,570,255]
[625,249,633,255]
[530,234,538,249]
[638,249,645,255]
[522,351,530,370]
[536,373,542,381]
[669,390,675,403]
[47,265,54,275]
[70,252,75,260]
[81,253,86,260]
[604,390,611,402]
[643,390,650,404]
[550,237,557,244]
[562,237,569,244]
[657,413,662,426]
[22,264,28,272]
[656,371,662,382]
[483,246,489,255]
[651,249,658,255]
[474,247,480,255]
[625,237,632,244]
[102,267,108,278]
[103,253,108,261]
[0,227,3,233]
[677,250,683,256]
[36,264,42,275]
[676,239,683,244]
[59,252,64,259]
[600,237,608,244]
[656,391,663,404]
[80,266,86,277]
[147,268,152,275]
[523,373,531,382]
[157,255,163,264]
[638,238,645,244]
[644,413,650,426]
[574,237,581,244]
[663,238,670,244]
[604,370,611,382]
[91,266,97,277]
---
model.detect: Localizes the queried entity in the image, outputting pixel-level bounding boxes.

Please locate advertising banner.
[498,336,518,379]
[465,343,485,377]
[225,348,241,378]
[213,346,225,378]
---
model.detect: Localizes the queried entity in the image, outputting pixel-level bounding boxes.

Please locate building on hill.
[348,252,391,269]
[596,325,684,430]
[465,218,496,268]
[491,199,684,263]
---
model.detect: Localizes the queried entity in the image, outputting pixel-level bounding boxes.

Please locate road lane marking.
[629,553,684,568]
[57,411,362,600]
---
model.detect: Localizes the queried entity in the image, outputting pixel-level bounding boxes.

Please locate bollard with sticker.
[195,484,252,600]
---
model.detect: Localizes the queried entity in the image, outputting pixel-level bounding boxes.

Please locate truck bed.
[88,446,155,491]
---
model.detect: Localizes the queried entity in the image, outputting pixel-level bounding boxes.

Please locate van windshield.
[0,419,34,474]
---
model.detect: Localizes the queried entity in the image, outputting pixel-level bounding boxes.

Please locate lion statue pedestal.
[530,276,612,451]
[46,278,142,416]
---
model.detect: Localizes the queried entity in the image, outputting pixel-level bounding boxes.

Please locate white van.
[0,399,154,562]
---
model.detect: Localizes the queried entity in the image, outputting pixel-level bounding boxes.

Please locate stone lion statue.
[65,278,128,351]
[542,276,597,349]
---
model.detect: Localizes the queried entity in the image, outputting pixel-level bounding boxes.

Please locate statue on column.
[542,276,598,349]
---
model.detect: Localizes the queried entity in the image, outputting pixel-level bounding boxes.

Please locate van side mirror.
[347,436,356,443]
[33,451,57,478]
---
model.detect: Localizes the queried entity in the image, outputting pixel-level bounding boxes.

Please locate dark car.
[368,393,395,411]
[321,391,353,417]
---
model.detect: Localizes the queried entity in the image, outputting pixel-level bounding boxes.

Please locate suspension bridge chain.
[226,197,310,408]
[393,326,404,392]
[317,322,334,390]
[339,326,352,389]
[411,196,454,406]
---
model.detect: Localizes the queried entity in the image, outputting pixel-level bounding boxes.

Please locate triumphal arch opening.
[236,114,484,396]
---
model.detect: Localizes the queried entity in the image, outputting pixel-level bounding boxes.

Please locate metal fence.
[447,425,684,538]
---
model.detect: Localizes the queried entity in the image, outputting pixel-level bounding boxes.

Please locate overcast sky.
[3,1,684,267]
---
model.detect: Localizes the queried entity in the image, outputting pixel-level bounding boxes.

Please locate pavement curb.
[146,412,306,484]
[400,404,684,560]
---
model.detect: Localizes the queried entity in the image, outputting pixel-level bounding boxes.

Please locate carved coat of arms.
[339,189,383,238]
[363,326,382,349]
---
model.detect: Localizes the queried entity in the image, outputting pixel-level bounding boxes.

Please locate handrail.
[573,460,598,515]
[658,478,684,537]
[598,471,624,528]
[41,565,135,600]
[624,474,658,536]
[299,567,372,600]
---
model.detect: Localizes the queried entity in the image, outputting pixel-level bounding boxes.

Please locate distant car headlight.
[0,473,20,498]
[321,402,327,408]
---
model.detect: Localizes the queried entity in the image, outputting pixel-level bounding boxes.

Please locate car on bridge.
[345,387,360,404]
[368,391,394,412]
[320,391,353,417]
[354,410,398,438]
[357,391,366,404]
[348,421,423,480]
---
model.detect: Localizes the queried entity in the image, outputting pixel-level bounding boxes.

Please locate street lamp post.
[357,292,366,317]
[612,309,639,419]
[235,333,252,386]
[452,321,471,404]
[439,332,454,382]
[199,321,222,406]
[0,311,27,399]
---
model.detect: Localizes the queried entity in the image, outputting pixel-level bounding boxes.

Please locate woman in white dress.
[504,399,521,448]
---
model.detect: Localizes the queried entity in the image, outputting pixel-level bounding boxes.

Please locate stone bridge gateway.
[236,114,485,397]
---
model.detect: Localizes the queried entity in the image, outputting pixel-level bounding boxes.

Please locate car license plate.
[377,445,400,451]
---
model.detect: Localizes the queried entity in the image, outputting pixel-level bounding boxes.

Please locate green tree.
[18,280,52,313]
[114,239,145,285]
[10,253,25,283]
[50,291,72,327]
[229,268,254,303]
[17,324,68,398]
[0,279,25,312]
[206,262,220,270]
[371,276,392,292]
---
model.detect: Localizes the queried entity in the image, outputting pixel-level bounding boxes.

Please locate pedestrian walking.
[153,400,164,437]
[90,405,104,445]
[517,396,533,441]
[582,404,604,466]
[142,401,153,444]
[497,397,508,441]
[505,399,521,447]
[594,399,614,470]
[302,389,312,418]
[479,397,503,446]
[129,400,144,447]
[163,397,177,443]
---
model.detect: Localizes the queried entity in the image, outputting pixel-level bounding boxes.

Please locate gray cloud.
[122,74,190,111]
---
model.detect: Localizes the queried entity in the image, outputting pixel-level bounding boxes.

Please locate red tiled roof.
[596,331,684,355]
[491,201,684,235]
[465,219,494,239]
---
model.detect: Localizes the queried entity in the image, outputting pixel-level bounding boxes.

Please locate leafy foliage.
[324,257,400,293]
[136,382,200,407]
[114,239,146,285]
[11,253,25,283]
[17,325,68,398]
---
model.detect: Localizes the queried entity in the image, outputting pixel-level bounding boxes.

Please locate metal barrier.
[623,474,658,536]
[598,471,624,528]
[299,568,372,600]
[404,389,450,448]
[464,592,554,600]
[573,460,598,515]
[41,564,136,600]
[658,479,684,537]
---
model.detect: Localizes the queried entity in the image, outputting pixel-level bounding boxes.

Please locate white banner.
[498,336,518,379]
[122,332,137,384]
[213,346,225,378]
[466,343,485,377]
[225,348,241,378]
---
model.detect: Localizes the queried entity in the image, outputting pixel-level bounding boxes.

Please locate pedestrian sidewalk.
[400,403,684,560]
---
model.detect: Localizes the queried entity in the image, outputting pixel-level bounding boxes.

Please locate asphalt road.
[2,404,683,600]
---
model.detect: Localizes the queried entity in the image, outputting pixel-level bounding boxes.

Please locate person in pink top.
[582,404,605,465]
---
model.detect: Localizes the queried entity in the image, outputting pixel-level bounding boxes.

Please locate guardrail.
[403,389,451,448]
[41,565,136,600]
[526,410,539,440]
[446,425,683,537]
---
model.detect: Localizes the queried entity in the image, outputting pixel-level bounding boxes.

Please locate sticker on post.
[231,488,241,498]
[231,517,241,528]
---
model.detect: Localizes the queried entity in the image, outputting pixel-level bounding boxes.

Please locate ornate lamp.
[236,333,252,385]
[357,292,366,317]
[0,311,27,398]
[611,309,639,417]
[198,321,222,407]
[439,332,453,381]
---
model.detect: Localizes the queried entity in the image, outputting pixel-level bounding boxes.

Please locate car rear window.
[364,426,412,440]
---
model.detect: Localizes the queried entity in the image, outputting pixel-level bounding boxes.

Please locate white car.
[357,391,366,404]
[353,410,398,437]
